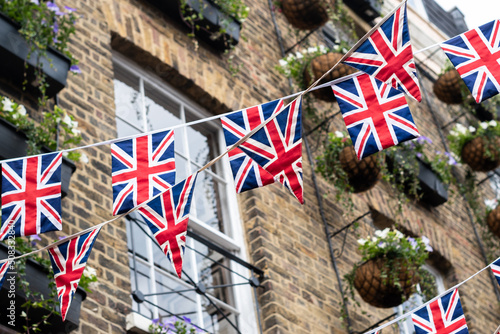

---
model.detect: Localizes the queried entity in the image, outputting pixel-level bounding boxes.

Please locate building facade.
[0,0,499,333]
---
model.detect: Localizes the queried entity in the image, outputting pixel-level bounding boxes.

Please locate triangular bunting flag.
[342,1,422,102]
[491,258,500,287]
[0,152,63,240]
[221,98,304,204]
[226,148,275,194]
[411,289,469,334]
[222,103,277,194]
[111,130,176,215]
[138,173,197,278]
[331,74,419,159]
[48,226,102,321]
[440,20,500,103]
[0,260,12,289]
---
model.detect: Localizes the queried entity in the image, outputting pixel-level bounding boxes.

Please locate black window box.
[0,13,71,98]
[386,154,448,207]
[471,102,500,122]
[0,117,76,198]
[0,243,86,333]
[147,0,241,51]
[342,0,381,23]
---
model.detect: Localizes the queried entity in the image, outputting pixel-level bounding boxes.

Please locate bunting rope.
[363,259,496,334]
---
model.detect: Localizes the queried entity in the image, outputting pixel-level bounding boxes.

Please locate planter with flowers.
[448,121,500,172]
[0,97,84,197]
[277,0,333,31]
[385,137,455,206]
[0,0,80,102]
[344,228,432,308]
[433,68,464,105]
[277,43,356,102]
[150,0,248,51]
[487,203,500,239]
[316,131,381,194]
[0,236,97,332]
[150,316,207,333]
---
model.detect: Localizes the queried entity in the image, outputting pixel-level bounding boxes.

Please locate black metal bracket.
[305,111,341,137]
[329,212,371,259]
[477,169,500,186]
[351,312,398,334]
[284,27,321,54]
[440,110,468,130]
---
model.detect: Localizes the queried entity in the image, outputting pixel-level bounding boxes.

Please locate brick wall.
[0,0,499,333]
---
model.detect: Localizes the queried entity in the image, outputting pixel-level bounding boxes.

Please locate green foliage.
[447,120,500,161]
[0,0,80,105]
[149,316,207,333]
[0,96,83,161]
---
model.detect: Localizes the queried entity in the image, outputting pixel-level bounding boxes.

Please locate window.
[113,54,258,333]
[396,265,445,334]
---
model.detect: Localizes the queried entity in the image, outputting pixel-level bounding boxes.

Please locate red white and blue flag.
[0,152,62,240]
[491,258,500,287]
[112,130,175,216]
[0,260,12,289]
[440,20,500,103]
[138,174,197,278]
[48,226,101,321]
[331,74,419,159]
[411,289,469,334]
[226,148,275,194]
[221,98,304,204]
[342,2,421,102]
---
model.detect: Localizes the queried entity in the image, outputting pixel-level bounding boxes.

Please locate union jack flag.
[226,148,275,194]
[112,130,175,216]
[0,260,11,289]
[412,289,469,334]
[48,226,101,321]
[441,20,500,103]
[342,2,421,102]
[0,152,62,240]
[490,258,500,287]
[331,74,419,160]
[138,174,197,278]
[221,98,304,204]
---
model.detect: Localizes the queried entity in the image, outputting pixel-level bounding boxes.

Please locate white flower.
[279,59,288,67]
[72,128,81,135]
[79,153,89,164]
[357,238,367,245]
[489,120,498,128]
[378,242,386,248]
[83,266,97,278]
[335,131,344,138]
[71,121,79,129]
[455,123,467,135]
[62,114,72,126]
[468,126,476,133]
[449,130,458,137]
[307,47,317,53]
[485,199,498,210]
[2,98,13,112]
[16,105,26,116]
[395,230,404,239]
[62,151,69,157]
[319,44,327,53]
[371,236,377,243]
[295,52,303,59]
[480,122,488,130]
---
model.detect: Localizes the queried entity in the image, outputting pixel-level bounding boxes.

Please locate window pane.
[202,301,238,334]
[113,78,144,131]
[116,118,141,137]
[144,82,183,132]
[155,270,199,322]
[129,217,149,261]
[192,169,223,232]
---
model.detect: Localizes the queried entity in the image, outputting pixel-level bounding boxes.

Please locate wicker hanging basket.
[487,205,500,238]
[354,258,420,308]
[339,146,380,193]
[433,69,464,104]
[303,52,357,102]
[281,0,333,31]
[461,136,500,172]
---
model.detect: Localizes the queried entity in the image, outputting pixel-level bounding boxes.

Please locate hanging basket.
[281,0,333,31]
[433,69,463,104]
[353,257,420,308]
[487,205,500,238]
[303,52,357,102]
[461,136,500,172]
[339,146,380,193]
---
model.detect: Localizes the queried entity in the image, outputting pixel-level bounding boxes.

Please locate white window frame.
[113,53,259,333]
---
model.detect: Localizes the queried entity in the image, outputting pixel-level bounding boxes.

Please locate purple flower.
[407,237,418,249]
[152,318,160,325]
[64,6,77,12]
[444,151,457,165]
[46,2,59,12]
[30,0,40,4]
[31,235,42,241]
[70,65,81,74]
[58,236,67,240]
[182,316,192,324]
[416,152,422,158]
[416,135,432,145]
[52,22,59,34]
